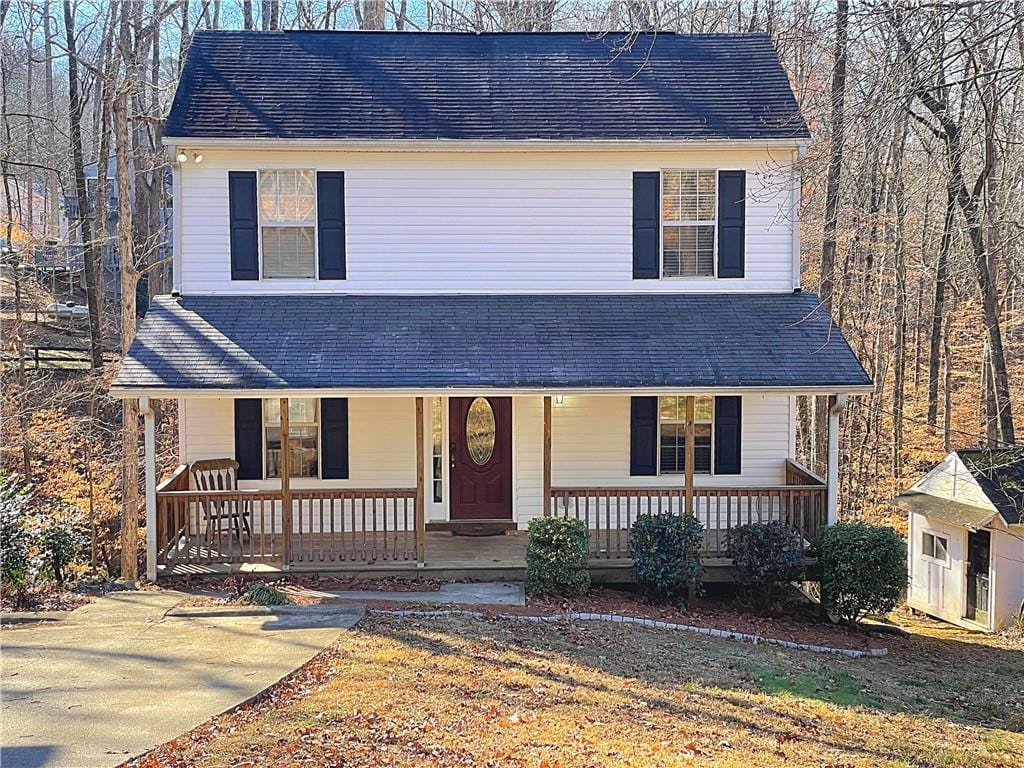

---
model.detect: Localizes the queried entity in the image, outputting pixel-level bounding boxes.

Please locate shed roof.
[113,292,870,393]
[165,31,809,142]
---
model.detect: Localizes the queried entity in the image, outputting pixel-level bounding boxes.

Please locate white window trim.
[921,529,950,565]
[656,395,714,476]
[262,398,322,480]
[659,168,718,280]
[257,169,318,281]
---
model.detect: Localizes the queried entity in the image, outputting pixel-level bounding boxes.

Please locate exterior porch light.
[175,150,187,163]
[553,394,564,405]
[192,152,204,163]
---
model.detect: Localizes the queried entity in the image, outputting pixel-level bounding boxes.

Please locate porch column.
[826,394,848,525]
[543,396,552,517]
[415,396,426,564]
[141,397,158,581]
[684,396,695,516]
[280,398,291,566]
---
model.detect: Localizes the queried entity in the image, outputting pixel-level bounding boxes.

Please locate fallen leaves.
[123,614,1024,768]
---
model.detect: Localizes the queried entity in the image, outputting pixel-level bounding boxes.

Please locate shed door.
[966,530,991,625]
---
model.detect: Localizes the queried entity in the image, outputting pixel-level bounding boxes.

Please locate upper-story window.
[259,170,316,279]
[662,169,716,278]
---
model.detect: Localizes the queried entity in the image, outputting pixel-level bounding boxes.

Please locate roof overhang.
[895,490,1006,530]
[162,137,806,154]
[111,383,874,399]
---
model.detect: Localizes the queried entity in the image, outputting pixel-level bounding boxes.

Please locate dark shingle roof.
[957,449,1024,525]
[113,293,869,392]
[165,31,809,141]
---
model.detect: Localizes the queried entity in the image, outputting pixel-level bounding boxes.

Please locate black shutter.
[714,396,742,475]
[234,398,263,480]
[321,397,349,479]
[632,171,660,279]
[630,396,658,476]
[717,170,746,278]
[317,172,346,280]
[228,171,259,280]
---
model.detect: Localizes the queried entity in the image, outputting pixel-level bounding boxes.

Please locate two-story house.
[111,31,872,581]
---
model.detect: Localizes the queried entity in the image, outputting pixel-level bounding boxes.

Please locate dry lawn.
[134,613,1023,768]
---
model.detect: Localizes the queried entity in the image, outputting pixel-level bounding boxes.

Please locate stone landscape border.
[371,608,889,658]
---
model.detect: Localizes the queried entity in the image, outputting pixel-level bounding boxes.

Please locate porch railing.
[550,481,827,559]
[155,485,417,568]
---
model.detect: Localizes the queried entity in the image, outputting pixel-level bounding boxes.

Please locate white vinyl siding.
[514,393,793,527]
[178,148,797,294]
[181,393,795,531]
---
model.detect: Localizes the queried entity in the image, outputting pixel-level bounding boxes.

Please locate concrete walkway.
[1,590,362,768]
[283,580,526,606]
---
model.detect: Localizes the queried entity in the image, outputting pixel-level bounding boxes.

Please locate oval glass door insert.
[466,397,496,465]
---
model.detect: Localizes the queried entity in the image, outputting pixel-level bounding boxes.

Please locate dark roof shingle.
[114,293,869,392]
[165,31,809,141]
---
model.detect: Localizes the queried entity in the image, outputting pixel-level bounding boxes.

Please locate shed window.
[259,170,316,279]
[659,395,713,474]
[922,532,949,563]
[264,398,319,478]
[662,169,716,277]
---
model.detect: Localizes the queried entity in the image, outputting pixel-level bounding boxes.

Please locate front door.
[966,529,991,625]
[449,397,512,520]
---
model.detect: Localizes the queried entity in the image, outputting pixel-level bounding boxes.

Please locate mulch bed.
[162,573,896,652]
[355,587,900,652]
[1,588,93,615]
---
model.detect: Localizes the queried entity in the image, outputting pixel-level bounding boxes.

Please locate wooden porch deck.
[159,529,738,582]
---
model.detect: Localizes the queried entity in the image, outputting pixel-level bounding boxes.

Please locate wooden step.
[425,520,518,536]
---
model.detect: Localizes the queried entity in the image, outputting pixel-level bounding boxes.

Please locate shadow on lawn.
[361,612,1024,736]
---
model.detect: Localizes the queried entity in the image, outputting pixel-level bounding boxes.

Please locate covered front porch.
[114,292,871,581]
[144,392,830,580]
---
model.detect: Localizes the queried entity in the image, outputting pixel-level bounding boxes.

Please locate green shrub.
[728,521,806,615]
[813,522,906,624]
[39,514,87,588]
[628,513,703,604]
[0,475,34,594]
[237,582,290,606]
[526,517,590,597]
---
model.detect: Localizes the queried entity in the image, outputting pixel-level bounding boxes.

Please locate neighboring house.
[64,157,174,300]
[897,449,1024,632]
[110,31,872,581]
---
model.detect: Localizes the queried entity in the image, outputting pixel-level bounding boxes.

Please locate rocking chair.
[190,458,252,548]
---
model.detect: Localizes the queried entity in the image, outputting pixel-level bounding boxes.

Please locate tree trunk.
[927,187,954,426]
[115,4,140,581]
[243,0,253,29]
[63,1,105,370]
[818,0,849,315]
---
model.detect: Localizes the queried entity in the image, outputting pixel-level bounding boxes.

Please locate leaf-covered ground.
[131,613,1023,768]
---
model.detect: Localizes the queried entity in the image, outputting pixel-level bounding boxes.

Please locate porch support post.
[543,396,552,517]
[684,396,695,516]
[280,398,291,566]
[141,397,158,582]
[415,396,426,565]
[826,394,847,525]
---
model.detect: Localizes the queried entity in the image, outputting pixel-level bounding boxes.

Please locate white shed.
[897,449,1024,632]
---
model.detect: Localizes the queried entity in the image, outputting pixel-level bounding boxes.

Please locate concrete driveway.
[1,591,362,768]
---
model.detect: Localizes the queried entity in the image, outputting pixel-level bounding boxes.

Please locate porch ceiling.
[112,293,872,395]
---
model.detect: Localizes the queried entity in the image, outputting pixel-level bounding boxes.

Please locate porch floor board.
[159,530,739,582]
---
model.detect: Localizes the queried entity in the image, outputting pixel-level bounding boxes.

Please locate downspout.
[826,394,848,525]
